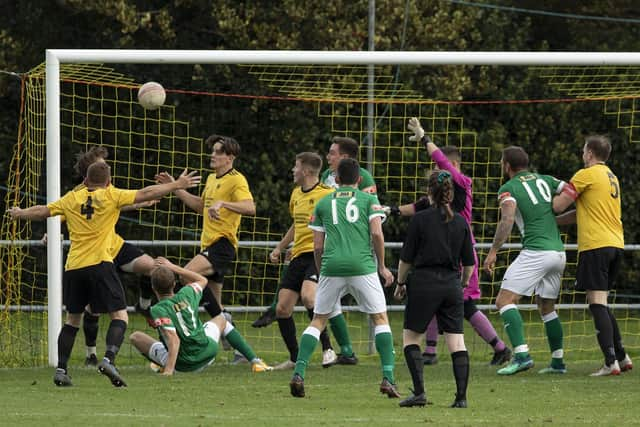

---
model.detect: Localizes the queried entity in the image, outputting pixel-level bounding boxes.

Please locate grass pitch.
[0,357,637,426]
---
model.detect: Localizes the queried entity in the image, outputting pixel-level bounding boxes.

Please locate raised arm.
[135,169,201,204]
[155,171,204,213]
[7,205,51,221]
[483,200,516,274]
[154,257,207,288]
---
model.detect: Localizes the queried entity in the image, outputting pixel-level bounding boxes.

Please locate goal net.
[1,51,639,367]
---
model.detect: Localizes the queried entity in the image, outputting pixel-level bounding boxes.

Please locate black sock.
[139,276,153,300]
[277,317,298,362]
[104,319,127,364]
[403,344,424,395]
[451,350,469,401]
[83,310,99,348]
[306,308,332,351]
[589,304,616,365]
[201,286,222,317]
[607,307,626,361]
[57,324,79,371]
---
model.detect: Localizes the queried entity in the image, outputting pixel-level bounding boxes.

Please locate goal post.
[39,50,640,367]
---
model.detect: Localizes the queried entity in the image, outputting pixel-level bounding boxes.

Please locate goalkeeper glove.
[382,205,401,216]
[407,117,425,142]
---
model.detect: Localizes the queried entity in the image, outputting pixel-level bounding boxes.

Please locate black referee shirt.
[400,207,475,271]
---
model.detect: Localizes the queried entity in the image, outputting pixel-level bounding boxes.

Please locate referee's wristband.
[397,282,406,286]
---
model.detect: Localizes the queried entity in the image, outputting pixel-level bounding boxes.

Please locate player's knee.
[275,302,292,318]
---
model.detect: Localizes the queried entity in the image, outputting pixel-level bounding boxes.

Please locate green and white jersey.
[309,186,386,276]
[497,171,565,251]
[321,167,377,194]
[150,283,217,372]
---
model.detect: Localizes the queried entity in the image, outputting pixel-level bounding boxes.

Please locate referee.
[395,170,474,408]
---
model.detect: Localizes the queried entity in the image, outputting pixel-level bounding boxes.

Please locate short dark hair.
[502,146,529,171]
[296,152,323,174]
[205,134,241,157]
[440,146,461,163]
[151,266,176,296]
[336,158,360,185]
[74,146,109,178]
[85,162,111,186]
[332,136,359,159]
[585,135,612,161]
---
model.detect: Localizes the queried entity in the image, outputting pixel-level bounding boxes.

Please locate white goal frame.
[45,49,640,366]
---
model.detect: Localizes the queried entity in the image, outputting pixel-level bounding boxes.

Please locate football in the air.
[138,81,166,110]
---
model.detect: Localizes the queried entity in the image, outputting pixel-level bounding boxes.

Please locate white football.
[138,81,166,110]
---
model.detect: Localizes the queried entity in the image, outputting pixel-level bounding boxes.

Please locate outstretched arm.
[483,200,516,274]
[7,205,51,221]
[135,169,201,204]
[155,171,204,213]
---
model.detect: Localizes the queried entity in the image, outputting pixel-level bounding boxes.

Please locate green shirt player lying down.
[129,257,272,374]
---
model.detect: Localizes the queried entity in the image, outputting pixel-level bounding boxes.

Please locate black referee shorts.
[63,261,127,314]
[576,247,623,291]
[280,252,318,293]
[404,269,464,334]
[199,238,236,283]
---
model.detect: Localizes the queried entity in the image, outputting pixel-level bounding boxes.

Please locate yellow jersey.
[48,185,137,270]
[569,164,624,252]
[201,169,253,249]
[62,183,126,258]
[289,183,334,260]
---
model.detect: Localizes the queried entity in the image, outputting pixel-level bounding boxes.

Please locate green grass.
[0,359,637,426]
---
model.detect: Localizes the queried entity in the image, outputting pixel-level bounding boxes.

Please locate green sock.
[500,306,528,357]
[225,329,257,361]
[294,328,319,379]
[543,312,564,367]
[329,314,353,356]
[374,326,395,384]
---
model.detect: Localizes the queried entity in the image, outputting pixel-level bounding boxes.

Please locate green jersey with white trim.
[309,186,386,276]
[150,283,217,372]
[497,171,565,251]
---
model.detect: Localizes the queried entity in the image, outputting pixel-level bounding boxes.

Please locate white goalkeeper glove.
[407,117,425,142]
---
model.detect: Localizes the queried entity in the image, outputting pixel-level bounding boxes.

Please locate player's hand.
[154,171,175,184]
[208,201,225,220]
[154,256,173,268]
[284,248,293,262]
[175,169,201,189]
[483,251,497,274]
[407,117,425,142]
[394,283,406,301]
[7,207,22,219]
[379,267,394,287]
[269,247,281,264]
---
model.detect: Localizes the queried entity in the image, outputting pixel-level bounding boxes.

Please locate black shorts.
[403,269,464,334]
[63,262,127,314]
[280,252,318,293]
[199,238,236,283]
[113,242,145,271]
[576,247,623,291]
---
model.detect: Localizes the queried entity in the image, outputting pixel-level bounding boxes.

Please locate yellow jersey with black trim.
[289,182,334,260]
[47,185,137,270]
[201,169,253,249]
[569,164,624,252]
[63,183,126,258]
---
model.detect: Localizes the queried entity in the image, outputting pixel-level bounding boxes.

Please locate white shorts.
[501,250,566,299]
[315,272,387,315]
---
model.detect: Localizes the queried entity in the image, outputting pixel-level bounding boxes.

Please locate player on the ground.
[289,158,398,398]
[483,146,567,375]
[552,135,632,376]
[270,152,342,370]
[387,118,509,366]
[8,162,201,387]
[129,257,271,374]
[70,146,158,367]
[395,170,473,408]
